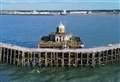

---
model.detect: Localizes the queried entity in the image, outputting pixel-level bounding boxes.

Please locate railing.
[0,42,120,53]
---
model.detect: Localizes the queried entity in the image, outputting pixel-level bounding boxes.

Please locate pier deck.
[0,43,120,67]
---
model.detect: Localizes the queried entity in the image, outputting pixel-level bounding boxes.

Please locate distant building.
[69,11,87,14]
[32,10,39,14]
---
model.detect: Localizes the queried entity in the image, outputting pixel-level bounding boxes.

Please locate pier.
[0,43,120,67]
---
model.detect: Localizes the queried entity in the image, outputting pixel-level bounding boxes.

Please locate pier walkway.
[0,43,120,67]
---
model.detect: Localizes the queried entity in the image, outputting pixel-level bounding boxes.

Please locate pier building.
[38,22,84,49]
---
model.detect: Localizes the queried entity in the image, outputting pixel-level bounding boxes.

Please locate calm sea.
[0,15,120,82]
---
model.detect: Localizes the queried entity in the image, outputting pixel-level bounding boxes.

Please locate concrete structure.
[0,42,120,67]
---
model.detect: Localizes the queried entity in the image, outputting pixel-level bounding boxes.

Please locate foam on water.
[0,64,120,82]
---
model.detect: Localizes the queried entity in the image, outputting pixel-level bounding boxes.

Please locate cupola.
[56,22,65,34]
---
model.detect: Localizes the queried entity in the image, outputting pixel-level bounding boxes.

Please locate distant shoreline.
[1,13,120,16]
[1,10,120,16]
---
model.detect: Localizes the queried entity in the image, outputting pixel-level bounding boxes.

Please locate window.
[56,37,59,42]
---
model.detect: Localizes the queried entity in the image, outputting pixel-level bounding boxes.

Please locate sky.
[0,0,120,10]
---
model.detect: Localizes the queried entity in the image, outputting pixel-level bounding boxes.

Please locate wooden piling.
[0,43,120,67]
[0,47,2,62]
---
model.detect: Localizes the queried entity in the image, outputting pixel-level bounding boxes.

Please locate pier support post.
[10,49,12,64]
[50,52,53,66]
[52,52,55,66]
[75,52,78,67]
[111,49,114,64]
[38,52,41,67]
[2,48,5,63]
[106,50,109,64]
[6,48,8,64]
[28,52,30,66]
[118,48,120,63]
[98,52,101,65]
[53,52,56,66]
[115,49,119,63]
[17,51,20,66]
[0,47,2,62]
[45,52,48,67]
[87,53,89,66]
[81,53,83,67]
[33,52,35,67]
[13,50,16,65]
[62,52,64,67]
[22,51,25,66]
[56,52,58,67]
[92,53,95,67]
[68,52,71,67]
[115,49,117,63]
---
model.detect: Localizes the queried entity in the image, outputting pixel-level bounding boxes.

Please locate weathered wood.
[2,48,5,63]
[0,43,120,67]
[0,47,2,62]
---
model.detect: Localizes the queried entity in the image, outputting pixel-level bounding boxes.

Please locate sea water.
[0,15,120,82]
